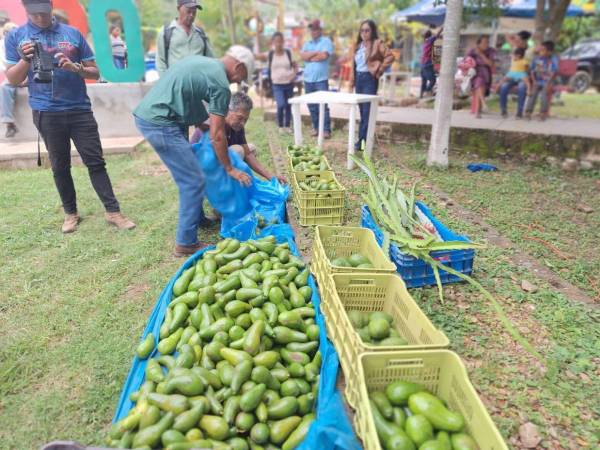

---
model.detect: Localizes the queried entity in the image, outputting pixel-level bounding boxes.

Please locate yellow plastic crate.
[291,171,345,227]
[311,226,396,294]
[355,351,508,450]
[322,273,450,408]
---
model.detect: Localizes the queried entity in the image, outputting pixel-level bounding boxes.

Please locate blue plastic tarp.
[112,226,361,450]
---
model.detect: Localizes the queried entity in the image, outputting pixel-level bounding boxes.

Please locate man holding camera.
[4,0,135,233]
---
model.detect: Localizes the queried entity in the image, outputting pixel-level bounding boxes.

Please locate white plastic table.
[288,91,380,170]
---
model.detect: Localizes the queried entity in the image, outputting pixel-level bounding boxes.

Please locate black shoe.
[501,111,508,118]
[5,123,17,138]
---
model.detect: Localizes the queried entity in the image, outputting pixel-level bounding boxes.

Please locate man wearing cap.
[134,46,255,257]
[300,19,334,139]
[156,0,213,76]
[4,0,135,233]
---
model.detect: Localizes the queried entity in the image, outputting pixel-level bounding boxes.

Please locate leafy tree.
[557,15,600,51]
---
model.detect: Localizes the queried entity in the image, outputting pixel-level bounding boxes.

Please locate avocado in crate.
[331,253,374,269]
[348,310,408,346]
[354,351,508,450]
[297,174,339,192]
[368,380,477,450]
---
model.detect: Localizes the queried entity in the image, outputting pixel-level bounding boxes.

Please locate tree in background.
[534,0,573,43]
[427,0,463,168]
[557,14,600,51]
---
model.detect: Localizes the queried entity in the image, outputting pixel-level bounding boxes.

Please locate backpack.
[163,22,209,67]
[267,49,293,82]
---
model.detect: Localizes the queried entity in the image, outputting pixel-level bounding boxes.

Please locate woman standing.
[467,35,495,118]
[268,32,297,133]
[350,20,394,150]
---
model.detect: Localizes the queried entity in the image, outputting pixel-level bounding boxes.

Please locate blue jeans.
[272,83,294,128]
[355,72,378,147]
[420,62,436,97]
[135,116,206,246]
[499,79,527,116]
[113,56,126,70]
[304,80,331,133]
[0,83,17,124]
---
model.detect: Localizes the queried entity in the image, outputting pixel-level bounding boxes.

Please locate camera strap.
[36,111,43,167]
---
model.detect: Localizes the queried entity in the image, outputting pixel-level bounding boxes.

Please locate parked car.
[562,39,600,93]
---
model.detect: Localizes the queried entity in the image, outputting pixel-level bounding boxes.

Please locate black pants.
[33,110,120,215]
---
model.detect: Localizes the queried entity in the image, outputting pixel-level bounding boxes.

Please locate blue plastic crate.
[361,204,475,288]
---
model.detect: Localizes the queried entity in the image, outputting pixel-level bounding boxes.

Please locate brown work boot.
[105,211,136,230]
[62,213,81,234]
[174,242,208,258]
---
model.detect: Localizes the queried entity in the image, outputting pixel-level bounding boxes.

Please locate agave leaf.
[426,241,486,251]
[408,182,417,221]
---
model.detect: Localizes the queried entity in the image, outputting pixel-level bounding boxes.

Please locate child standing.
[525,41,558,121]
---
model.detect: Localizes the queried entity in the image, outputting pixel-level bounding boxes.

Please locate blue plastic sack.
[248,176,289,224]
[466,163,498,172]
[192,132,253,229]
[192,131,289,238]
[112,230,362,450]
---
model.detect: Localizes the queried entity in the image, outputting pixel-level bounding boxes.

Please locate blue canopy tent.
[502,0,587,18]
[392,0,588,26]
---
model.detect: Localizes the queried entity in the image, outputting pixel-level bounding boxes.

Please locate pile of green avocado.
[291,155,329,172]
[288,143,329,172]
[348,311,408,346]
[370,380,478,450]
[108,236,319,450]
[297,175,339,192]
[330,253,374,269]
[287,144,323,159]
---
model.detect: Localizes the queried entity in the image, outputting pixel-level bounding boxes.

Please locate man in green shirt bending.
[156,0,214,76]
[134,46,255,257]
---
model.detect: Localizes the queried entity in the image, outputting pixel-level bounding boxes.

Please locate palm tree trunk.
[426,0,463,168]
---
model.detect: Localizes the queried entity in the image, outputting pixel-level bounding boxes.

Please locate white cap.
[226,45,255,84]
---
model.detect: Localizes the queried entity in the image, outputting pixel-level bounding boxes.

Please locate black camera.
[31,38,58,83]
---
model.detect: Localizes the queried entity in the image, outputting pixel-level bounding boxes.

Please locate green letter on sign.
[88,0,144,82]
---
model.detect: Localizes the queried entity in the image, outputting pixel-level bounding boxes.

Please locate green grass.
[276,126,600,449]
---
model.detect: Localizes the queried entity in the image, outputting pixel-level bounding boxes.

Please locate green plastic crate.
[355,351,508,450]
[291,171,345,226]
[321,273,449,408]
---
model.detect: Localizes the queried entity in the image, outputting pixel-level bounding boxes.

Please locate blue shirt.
[302,36,333,83]
[4,20,95,111]
[354,44,368,72]
[530,55,559,85]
